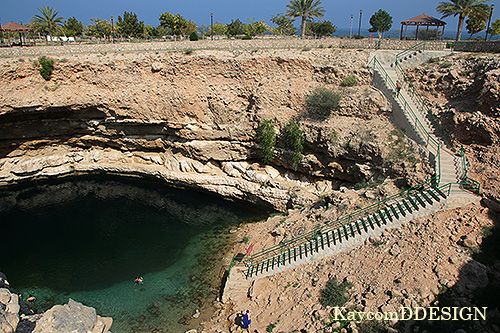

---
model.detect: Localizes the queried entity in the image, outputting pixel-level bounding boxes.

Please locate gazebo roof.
[401,14,447,26]
[1,22,31,32]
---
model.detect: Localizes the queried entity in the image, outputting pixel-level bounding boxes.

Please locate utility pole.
[349,14,353,38]
[485,5,495,41]
[111,16,114,43]
[210,13,214,40]
[358,10,363,37]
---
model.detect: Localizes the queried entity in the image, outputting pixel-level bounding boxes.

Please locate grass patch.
[305,86,341,120]
[319,278,352,308]
[38,56,55,81]
[340,75,358,87]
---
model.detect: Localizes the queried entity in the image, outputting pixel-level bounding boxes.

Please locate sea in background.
[333,27,500,41]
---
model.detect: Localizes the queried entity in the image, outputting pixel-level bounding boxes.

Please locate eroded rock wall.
[0,49,427,209]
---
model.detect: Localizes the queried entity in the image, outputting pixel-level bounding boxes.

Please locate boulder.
[0,288,19,333]
[33,299,112,333]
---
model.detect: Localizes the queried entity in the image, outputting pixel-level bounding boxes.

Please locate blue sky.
[1,0,498,32]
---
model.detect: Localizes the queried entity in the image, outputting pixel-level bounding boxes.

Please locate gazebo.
[0,22,31,46]
[400,14,446,40]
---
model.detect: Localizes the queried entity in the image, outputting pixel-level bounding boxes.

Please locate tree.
[488,19,500,37]
[32,6,64,37]
[271,14,296,36]
[86,18,112,38]
[226,19,245,37]
[437,0,490,41]
[209,23,228,37]
[244,20,269,37]
[307,20,336,37]
[117,11,145,38]
[368,9,393,39]
[159,12,197,38]
[287,0,325,38]
[466,11,488,37]
[63,17,84,37]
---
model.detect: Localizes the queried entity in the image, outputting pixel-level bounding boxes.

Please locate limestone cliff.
[0,49,428,210]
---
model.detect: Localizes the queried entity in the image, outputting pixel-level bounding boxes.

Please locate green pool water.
[0,176,268,333]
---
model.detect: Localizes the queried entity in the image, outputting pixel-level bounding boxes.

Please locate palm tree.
[437,0,490,41]
[33,6,64,37]
[287,0,325,38]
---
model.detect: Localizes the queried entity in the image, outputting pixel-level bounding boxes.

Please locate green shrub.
[282,121,304,170]
[266,323,276,332]
[38,56,54,81]
[340,75,358,87]
[189,32,199,41]
[258,119,277,164]
[305,86,341,120]
[439,61,452,68]
[319,278,352,307]
[329,129,339,144]
[241,34,252,40]
[184,48,194,55]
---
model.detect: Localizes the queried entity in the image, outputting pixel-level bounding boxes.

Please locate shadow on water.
[396,204,500,333]
[0,175,270,294]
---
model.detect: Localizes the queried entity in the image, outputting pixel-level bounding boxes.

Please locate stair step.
[389,205,400,219]
[414,193,427,208]
[420,191,434,205]
[426,188,440,201]
[434,187,447,199]
[379,208,394,222]
[402,199,413,213]
[396,202,407,217]
[407,196,419,210]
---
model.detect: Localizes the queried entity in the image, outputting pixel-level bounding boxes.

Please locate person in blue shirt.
[242,310,251,330]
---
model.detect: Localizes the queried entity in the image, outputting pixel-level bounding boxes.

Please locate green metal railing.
[371,57,442,183]
[243,179,438,267]
[395,41,426,64]
[228,43,481,277]
[459,146,480,194]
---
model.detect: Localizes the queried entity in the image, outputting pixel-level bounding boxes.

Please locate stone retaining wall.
[0,37,447,58]
[452,41,500,53]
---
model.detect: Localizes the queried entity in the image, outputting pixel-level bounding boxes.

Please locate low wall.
[0,37,447,58]
[452,41,500,53]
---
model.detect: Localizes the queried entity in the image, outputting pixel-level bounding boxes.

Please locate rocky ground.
[405,53,500,204]
[203,202,498,333]
[1,45,497,333]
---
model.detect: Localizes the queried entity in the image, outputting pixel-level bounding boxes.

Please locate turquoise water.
[0,177,267,332]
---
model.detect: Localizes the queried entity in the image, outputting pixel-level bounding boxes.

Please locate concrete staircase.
[244,184,448,279]
[224,44,480,285]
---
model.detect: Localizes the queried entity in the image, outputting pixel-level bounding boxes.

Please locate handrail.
[230,43,481,276]
[244,178,436,265]
[372,58,440,152]
[395,41,426,64]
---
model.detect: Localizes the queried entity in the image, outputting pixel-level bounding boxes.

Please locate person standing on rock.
[242,310,251,331]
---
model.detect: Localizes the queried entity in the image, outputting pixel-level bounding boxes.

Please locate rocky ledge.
[0,273,112,333]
